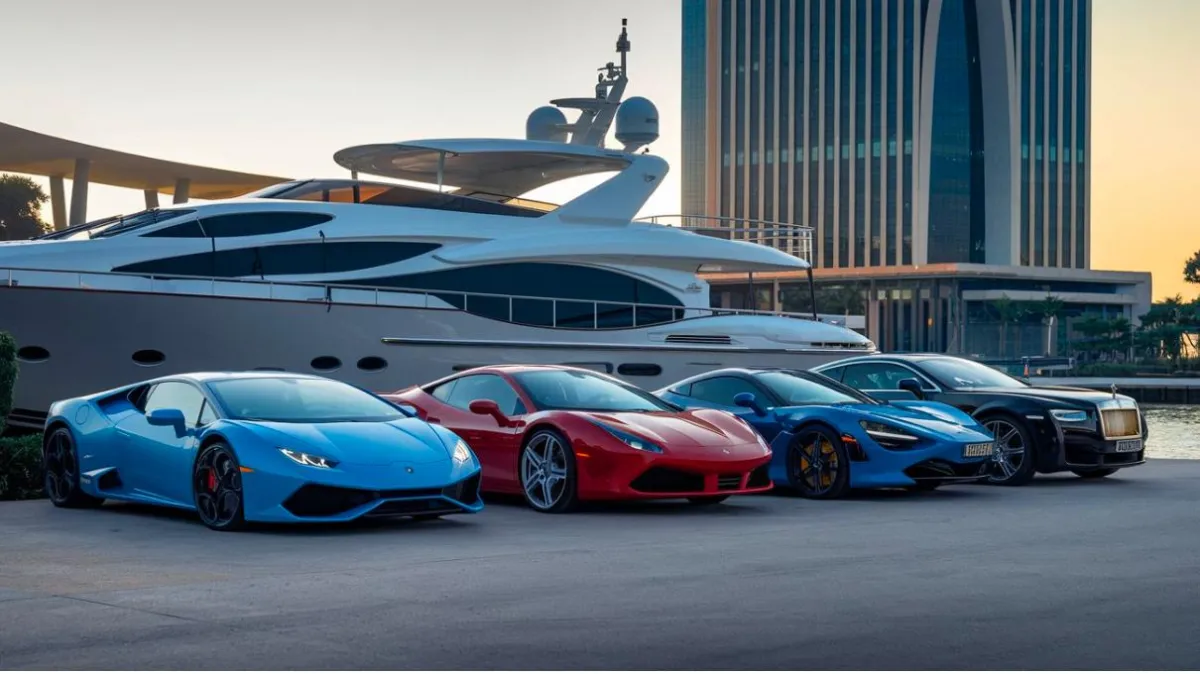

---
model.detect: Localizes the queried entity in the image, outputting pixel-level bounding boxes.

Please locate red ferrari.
[384,365,773,512]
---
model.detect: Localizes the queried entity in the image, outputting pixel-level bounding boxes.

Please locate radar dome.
[615,97,659,150]
[526,106,569,143]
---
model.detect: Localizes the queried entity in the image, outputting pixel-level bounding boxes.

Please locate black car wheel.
[193,442,247,531]
[519,429,578,513]
[1071,467,1119,479]
[43,427,104,509]
[979,414,1037,486]
[787,425,850,499]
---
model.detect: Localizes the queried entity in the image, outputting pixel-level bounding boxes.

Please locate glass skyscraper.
[681,0,1091,270]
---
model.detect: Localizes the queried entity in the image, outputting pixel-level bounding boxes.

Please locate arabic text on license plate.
[963,442,993,458]
[1115,438,1143,452]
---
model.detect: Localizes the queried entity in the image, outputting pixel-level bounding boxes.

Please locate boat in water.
[0,20,875,429]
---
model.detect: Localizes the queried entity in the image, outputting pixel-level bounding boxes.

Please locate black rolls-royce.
[811,354,1147,486]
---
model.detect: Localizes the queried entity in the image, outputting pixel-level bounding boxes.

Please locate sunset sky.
[3,0,1197,300]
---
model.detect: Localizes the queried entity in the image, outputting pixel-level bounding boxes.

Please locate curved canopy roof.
[332,139,632,197]
[0,122,289,199]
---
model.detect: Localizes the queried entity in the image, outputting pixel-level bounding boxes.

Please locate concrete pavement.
[2,460,1200,669]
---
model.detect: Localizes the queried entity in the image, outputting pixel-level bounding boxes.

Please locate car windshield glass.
[514,370,678,412]
[209,377,408,422]
[757,371,875,405]
[922,358,1028,389]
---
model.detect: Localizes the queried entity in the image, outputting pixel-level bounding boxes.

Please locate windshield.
[208,377,408,423]
[35,209,195,241]
[514,370,678,413]
[921,358,1028,389]
[757,370,875,405]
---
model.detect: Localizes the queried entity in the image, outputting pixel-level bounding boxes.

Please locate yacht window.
[354,263,685,329]
[256,179,547,218]
[112,241,440,277]
[36,209,196,241]
[142,212,333,238]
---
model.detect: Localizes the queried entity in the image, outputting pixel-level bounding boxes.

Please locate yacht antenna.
[547,18,631,148]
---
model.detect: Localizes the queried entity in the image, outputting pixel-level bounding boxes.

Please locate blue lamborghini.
[655,368,996,499]
[41,372,484,530]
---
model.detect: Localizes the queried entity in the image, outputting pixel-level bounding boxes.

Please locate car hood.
[242,417,453,466]
[578,409,761,448]
[964,385,1138,408]
[780,403,992,442]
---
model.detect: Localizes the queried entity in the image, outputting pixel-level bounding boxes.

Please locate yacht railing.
[638,214,813,264]
[0,266,829,330]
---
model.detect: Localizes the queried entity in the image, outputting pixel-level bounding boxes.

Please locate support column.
[173,178,191,204]
[144,190,160,209]
[68,158,91,226]
[49,176,67,230]
[771,279,781,312]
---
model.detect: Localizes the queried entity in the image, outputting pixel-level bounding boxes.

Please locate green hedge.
[0,434,43,501]
[0,331,16,436]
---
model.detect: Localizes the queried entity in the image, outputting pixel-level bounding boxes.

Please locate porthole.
[357,356,388,372]
[16,346,50,363]
[617,363,662,377]
[132,349,166,366]
[310,356,342,372]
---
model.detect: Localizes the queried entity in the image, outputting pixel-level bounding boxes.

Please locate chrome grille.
[1101,409,1141,439]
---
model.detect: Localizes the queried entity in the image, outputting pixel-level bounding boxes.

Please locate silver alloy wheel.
[984,419,1026,482]
[520,431,569,511]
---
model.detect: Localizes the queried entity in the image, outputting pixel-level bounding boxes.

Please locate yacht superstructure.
[0,20,874,428]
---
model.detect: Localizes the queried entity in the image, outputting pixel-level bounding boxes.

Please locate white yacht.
[0,20,874,428]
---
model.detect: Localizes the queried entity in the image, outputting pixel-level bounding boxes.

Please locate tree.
[1034,295,1065,356]
[989,294,1028,357]
[1185,249,1200,287]
[0,174,51,241]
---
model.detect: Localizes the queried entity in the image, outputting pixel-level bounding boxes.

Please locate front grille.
[1101,409,1141,439]
[629,467,706,493]
[717,474,743,490]
[367,499,459,517]
[283,484,442,518]
[746,463,771,488]
[441,472,482,504]
[903,459,987,481]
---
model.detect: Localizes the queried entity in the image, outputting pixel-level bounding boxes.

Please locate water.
[1144,405,1200,459]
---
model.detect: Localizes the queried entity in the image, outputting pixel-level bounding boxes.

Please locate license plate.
[1115,438,1143,452]
[963,442,994,458]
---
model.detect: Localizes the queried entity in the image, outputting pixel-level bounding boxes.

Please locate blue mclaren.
[655,368,996,499]
[41,372,484,530]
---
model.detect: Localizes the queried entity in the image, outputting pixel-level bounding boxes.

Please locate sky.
[2,0,1197,300]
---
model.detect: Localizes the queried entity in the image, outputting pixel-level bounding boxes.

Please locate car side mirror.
[897,378,926,400]
[733,392,768,416]
[469,399,510,426]
[147,407,187,434]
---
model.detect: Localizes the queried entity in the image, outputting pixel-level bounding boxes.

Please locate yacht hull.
[0,286,867,428]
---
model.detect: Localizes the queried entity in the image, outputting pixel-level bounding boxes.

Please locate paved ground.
[2,460,1199,670]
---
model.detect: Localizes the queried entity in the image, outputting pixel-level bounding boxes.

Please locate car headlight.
[452,439,473,464]
[859,420,920,449]
[591,421,663,453]
[279,447,338,468]
[1049,409,1089,423]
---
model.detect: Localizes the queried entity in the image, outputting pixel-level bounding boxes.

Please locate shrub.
[0,331,15,435]
[0,434,43,501]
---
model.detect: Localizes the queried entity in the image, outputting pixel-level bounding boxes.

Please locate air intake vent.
[664,334,733,345]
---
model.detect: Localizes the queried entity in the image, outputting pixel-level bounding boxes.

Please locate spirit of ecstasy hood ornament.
[1111,383,1119,398]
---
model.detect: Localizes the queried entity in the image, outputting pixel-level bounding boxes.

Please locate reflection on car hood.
[578,409,761,448]
[243,417,452,466]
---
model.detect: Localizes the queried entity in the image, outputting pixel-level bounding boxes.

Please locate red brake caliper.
[206,468,217,492]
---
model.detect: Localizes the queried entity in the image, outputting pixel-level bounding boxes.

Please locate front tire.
[787,426,850,499]
[43,427,104,509]
[519,429,578,513]
[193,442,247,531]
[1072,467,1118,479]
[980,414,1037,487]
